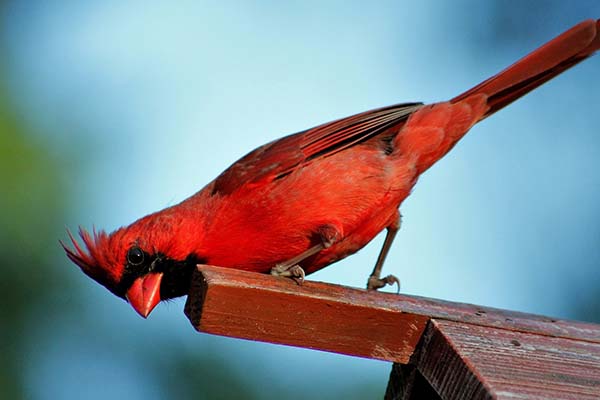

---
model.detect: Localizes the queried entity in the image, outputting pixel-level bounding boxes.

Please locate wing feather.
[212,102,423,195]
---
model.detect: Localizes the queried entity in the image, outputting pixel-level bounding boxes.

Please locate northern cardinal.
[63,20,600,318]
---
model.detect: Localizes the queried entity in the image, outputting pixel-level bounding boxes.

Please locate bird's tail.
[396,19,599,174]
[452,19,600,120]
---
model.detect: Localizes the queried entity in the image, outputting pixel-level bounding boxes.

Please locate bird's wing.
[212,102,423,195]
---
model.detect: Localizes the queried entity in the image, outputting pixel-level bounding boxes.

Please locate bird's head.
[61,216,201,318]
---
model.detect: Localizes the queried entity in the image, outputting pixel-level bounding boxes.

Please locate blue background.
[1,1,599,398]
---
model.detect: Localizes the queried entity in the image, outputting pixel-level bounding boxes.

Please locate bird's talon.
[289,265,305,285]
[271,263,305,285]
[367,274,401,292]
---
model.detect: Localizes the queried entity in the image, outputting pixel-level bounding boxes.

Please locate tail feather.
[398,19,599,174]
[452,19,600,120]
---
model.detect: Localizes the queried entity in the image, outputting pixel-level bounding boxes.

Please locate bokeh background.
[2,1,599,399]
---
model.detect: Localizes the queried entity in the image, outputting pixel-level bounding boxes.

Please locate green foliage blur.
[0,70,64,399]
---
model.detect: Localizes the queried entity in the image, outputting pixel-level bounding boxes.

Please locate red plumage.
[63,19,600,318]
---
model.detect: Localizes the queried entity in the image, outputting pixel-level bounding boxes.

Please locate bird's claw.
[367,274,400,293]
[271,263,306,285]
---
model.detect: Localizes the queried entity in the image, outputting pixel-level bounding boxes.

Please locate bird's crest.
[61,227,127,296]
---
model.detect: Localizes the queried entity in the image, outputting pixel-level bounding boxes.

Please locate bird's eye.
[127,247,145,265]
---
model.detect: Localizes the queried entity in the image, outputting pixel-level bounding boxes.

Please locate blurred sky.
[2,1,599,399]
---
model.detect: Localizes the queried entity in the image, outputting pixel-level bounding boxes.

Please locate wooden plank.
[185,265,600,354]
[416,320,600,400]
[184,265,429,363]
[185,266,600,398]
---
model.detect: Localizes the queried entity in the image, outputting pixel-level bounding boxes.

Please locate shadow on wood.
[184,265,600,399]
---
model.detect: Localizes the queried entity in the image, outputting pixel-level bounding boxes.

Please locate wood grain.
[184,265,428,363]
[184,265,600,364]
[185,265,600,398]
[416,320,600,400]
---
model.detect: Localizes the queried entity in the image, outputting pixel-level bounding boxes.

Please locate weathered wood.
[185,265,600,399]
[184,265,600,364]
[416,320,600,400]
[184,265,429,363]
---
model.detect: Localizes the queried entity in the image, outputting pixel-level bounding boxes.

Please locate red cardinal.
[63,20,600,318]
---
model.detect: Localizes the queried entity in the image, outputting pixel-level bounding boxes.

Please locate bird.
[63,19,599,318]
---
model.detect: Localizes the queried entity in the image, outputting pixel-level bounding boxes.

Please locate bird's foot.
[367,274,400,293]
[271,263,306,285]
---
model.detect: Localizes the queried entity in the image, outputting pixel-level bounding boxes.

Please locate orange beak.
[126,273,163,318]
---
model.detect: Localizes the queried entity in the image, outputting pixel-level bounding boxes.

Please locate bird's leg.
[271,224,340,285]
[367,211,401,292]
